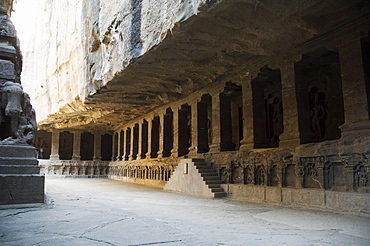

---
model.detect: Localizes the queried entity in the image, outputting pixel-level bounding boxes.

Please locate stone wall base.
[0,174,45,205]
[222,184,370,217]
[109,175,166,188]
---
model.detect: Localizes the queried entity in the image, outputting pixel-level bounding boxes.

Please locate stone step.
[213,191,227,198]
[207,184,222,188]
[0,165,41,174]
[196,168,217,174]
[211,187,224,193]
[203,176,221,181]
[0,145,37,158]
[0,157,39,166]
[205,179,222,185]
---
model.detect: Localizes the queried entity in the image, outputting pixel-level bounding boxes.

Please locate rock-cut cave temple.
[1,0,370,213]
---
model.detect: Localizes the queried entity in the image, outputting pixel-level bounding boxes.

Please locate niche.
[252,66,283,148]
[59,131,73,160]
[295,48,344,143]
[101,133,112,161]
[80,132,94,161]
[198,94,212,153]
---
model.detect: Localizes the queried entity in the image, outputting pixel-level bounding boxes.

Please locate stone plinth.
[0,145,45,205]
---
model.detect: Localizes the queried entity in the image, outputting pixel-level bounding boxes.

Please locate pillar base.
[340,120,370,139]
[239,138,253,151]
[209,143,220,153]
[49,154,60,161]
[72,156,81,161]
[278,133,300,147]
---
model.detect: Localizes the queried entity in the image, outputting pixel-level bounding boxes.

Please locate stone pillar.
[171,108,179,157]
[146,116,153,159]
[189,99,199,155]
[138,122,143,159]
[93,132,102,161]
[278,61,301,147]
[50,130,60,160]
[240,76,254,151]
[111,132,117,161]
[339,38,370,137]
[129,125,135,161]
[157,113,165,158]
[71,131,81,161]
[209,91,221,153]
[117,130,122,161]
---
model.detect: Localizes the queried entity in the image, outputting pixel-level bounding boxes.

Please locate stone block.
[0,174,45,205]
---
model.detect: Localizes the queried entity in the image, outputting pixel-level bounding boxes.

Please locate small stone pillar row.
[278,61,301,147]
[189,99,199,155]
[209,91,221,153]
[93,132,102,161]
[339,37,370,137]
[240,76,254,151]
[171,108,179,157]
[50,130,60,160]
[71,131,81,161]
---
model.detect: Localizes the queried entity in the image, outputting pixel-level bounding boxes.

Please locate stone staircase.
[164,158,227,198]
[192,159,226,198]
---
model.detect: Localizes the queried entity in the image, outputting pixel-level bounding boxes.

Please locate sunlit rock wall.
[16,0,211,122]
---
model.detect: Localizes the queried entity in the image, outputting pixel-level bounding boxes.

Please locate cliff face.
[14,0,369,130]
[15,0,210,125]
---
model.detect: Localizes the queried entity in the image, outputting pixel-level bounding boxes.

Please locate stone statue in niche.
[309,87,327,141]
[355,164,368,188]
[268,97,283,145]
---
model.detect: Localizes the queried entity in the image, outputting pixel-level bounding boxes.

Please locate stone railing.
[39,160,110,178]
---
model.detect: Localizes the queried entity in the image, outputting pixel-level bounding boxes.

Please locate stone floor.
[0,178,369,246]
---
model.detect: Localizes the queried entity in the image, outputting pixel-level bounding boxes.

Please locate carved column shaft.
[278,61,301,147]
[146,117,153,159]
[339,38,370,136]
[138,122,143,159]
[240,76,254,151]
[189,99,199,155]
[50,130,60,160]
[157,114,165,158]
[71,131,81,161]
[171,108,179,157]
[209,92,221,153]
[93,132,102,161]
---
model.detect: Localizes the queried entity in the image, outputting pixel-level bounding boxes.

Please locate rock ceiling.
[38,0,370,131]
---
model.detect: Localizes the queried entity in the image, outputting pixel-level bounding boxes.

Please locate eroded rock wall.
[16,0,212,122]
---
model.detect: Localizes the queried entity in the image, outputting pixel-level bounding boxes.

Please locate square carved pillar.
[117,130,123,161]
[209,91,221,153]
[189,99,199,155]
[278,61,301,147]
[71,131,81,161]
[50,130,60,160]
[137,122,143,159]
[129,124,135,161]
[93,132,102,161]
[240,76,254,151]
[339,38,370,137]
[157,113,165,158]
[111,132,117,161]
[146,116,153,159]
[171,108,179,157]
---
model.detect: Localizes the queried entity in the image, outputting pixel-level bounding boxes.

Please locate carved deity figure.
[310,90,327,141]
[269,97,283,145]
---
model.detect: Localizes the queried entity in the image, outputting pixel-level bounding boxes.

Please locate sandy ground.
[1,178,369,246]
